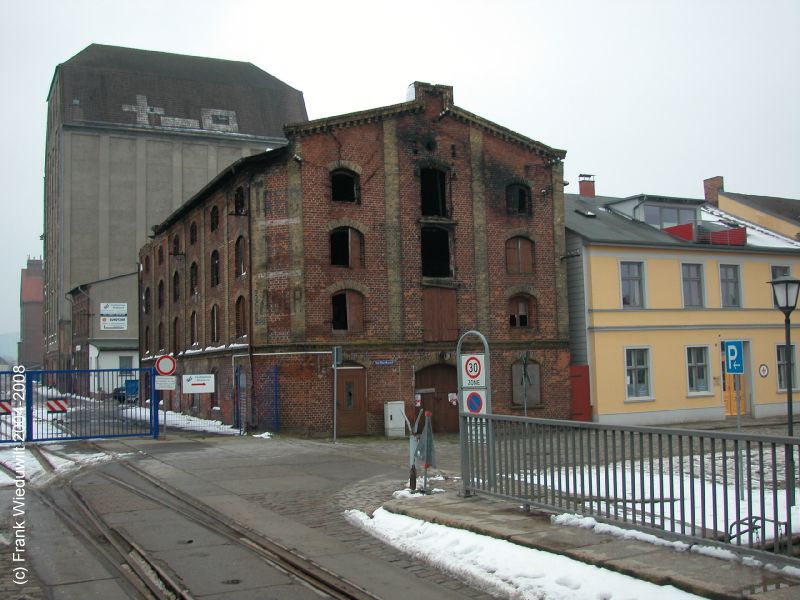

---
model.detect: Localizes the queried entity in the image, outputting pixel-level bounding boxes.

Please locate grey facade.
[44,44,307,369]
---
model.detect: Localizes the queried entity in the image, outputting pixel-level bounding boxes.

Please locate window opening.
[235,236,246,277]
[210,305,219,343]
[332,292,348,330]
[234,187,246,215]
[210,206,219,231]
[420,168,447,216]
[189,222,197,245]
[190,262,198,295]
[235,296,246,338]
[172,271,180,302]
[509,296,530,327]
[421,227,451,277]
[210,250,220,287]
[331,170,359,203]
[330,228,350,266]
[506,184,531,215]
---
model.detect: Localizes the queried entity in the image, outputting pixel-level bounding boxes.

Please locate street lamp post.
[769,276,800,506]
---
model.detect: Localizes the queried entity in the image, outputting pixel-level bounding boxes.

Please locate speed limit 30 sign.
[461,354,485,388]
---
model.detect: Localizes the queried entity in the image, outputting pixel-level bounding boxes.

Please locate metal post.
[735,375,744,501]
[786,315,796,506]
[332,360,338,443]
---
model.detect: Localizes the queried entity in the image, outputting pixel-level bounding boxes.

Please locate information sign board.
[182,374,215,394]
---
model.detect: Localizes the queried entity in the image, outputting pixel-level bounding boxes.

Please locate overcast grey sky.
[1,0,798,337]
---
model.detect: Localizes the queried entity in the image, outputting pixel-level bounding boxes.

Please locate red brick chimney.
[578,174,596,198]
[703,176,724,205]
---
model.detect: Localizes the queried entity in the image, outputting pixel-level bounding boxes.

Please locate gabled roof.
[722,191,800,225]
[284,82,566,162]
[152,146,290,235]
[52,44,308,138]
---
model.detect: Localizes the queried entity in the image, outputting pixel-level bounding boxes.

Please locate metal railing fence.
[461,414,800,560]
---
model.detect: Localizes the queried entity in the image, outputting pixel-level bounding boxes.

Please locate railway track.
[26,444,380,599]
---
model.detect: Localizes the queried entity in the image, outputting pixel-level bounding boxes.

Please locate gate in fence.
[0,368,158,443]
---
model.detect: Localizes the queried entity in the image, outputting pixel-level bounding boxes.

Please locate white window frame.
[619,260,646,309]
[719,263,742,308]
[681,262,705,308]
[771,265,791,308]
[624,346,653,402]
[776,343,799,392]
[685,345,712,396]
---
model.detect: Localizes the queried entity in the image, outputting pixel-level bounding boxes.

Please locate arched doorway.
[414,364,458,433]
[336,364,367,435]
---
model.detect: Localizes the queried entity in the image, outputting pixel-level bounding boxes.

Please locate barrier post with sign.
[456,330,492,497]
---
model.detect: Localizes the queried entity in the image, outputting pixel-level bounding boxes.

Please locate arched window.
[143,287,151,314]
[210,304,219,343]
[234,187,246,215]
[331,290,365,333]
[172,271,180,302]
[189,262,198,295]
[330,227,364,268]
[235,236,246,277]
[331,169,360,203]
[210,206,219,231]
[210,250,220,287]
[157,280,164,308]
[172,234,181,256]
[235,296,247,338]
[189,222,198,245]
[505,237,535,274]
[172,317,180,353]
[420,168,447,216]
[506,183,532,216]
[509,294,536,328]
[157,322,164,351]
[190,311,198,345]
[158,246,164,265]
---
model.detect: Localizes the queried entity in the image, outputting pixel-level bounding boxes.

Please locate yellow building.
[566,184,800,425]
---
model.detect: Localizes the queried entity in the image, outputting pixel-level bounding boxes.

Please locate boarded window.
[423,287,458,341]
[505,237,534,274]
[330,227,363,268]
[331,290,365,332]
[421,168,447,216]
[509,295,533,328]
[331,169,359,203]
[421,227,451,277]
[512,361,541,407]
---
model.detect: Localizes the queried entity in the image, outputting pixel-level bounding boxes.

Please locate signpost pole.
[735,374,744,500]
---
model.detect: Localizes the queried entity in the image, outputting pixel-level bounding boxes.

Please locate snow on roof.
[701,205,800,249]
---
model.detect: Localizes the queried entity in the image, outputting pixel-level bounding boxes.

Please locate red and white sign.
[47,398,69,413]
[0,400,11,415]
[462,390,486,415]
[461,354,486,388]
[182,374,215,394]
[155,355,177,376]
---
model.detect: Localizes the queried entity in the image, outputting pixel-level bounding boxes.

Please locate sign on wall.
[100,302,128,331]
[182,374,215,394]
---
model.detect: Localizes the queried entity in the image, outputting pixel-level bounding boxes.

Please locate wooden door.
[415,364,458,433]
[723,373,746,416]
[570,365,592,421]
[337,367,367,435]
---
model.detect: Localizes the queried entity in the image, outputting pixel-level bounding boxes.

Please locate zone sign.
[155,355,177,376]
[461,354,486,388]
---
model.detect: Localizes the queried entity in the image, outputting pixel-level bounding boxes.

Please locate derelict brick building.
[139,82,571,435]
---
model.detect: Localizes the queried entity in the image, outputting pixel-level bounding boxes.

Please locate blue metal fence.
[0,368,157,443]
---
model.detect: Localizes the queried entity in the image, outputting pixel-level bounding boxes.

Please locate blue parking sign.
[725,341,744,374]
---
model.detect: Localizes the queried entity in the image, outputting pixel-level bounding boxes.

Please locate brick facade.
[140,83,571,435]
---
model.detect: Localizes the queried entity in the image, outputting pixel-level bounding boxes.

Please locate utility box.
[384,401,406,438]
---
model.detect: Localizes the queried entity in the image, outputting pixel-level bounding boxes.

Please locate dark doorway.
[415,364,458,433]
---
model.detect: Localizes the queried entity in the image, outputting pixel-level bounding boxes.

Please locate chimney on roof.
[578,174,596,198]
[703,176,724,205]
